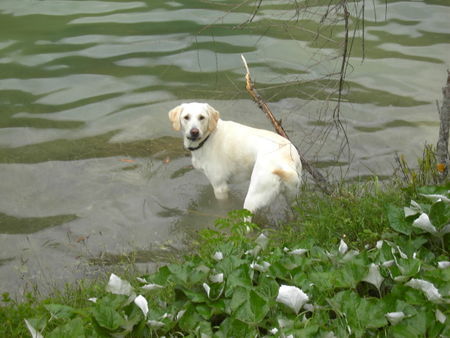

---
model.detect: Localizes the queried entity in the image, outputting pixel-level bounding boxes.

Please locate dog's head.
[168,102,220,149]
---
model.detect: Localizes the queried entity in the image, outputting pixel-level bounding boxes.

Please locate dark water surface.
[0,0,449,296]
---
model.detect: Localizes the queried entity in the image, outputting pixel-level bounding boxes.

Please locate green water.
[0,0,449,296]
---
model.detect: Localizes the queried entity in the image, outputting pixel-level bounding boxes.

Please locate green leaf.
[181,286,208,303]
[92,305,124,331]
[256,275,279,299]
[429,201,450,229]
[151,265,171,285]
[224,265,252,297]
[44,304,75,320]
[329,290,388,331]
[168,264,191,285]
[96,294,129,310]
[387,205,412,235]
[334,260,368,289]
[229,287,269,324]
[178,304,203,332]
[388,309,427,338]
[218,317,258,337]
[356,298,388,329]
[47,317,85,338]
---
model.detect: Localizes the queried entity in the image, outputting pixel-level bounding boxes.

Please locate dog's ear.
[168,105,184,131]
[206,104,220,132]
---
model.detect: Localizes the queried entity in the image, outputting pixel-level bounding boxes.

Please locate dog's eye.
[198,115,205,121]
[183,115,190,120]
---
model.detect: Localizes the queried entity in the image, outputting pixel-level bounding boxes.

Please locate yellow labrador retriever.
[168,102,302,216]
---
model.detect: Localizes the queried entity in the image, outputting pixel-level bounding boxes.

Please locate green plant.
[22,188,449,336]
[395,144,443,191]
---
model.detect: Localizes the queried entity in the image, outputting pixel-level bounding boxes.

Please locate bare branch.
[241,55,332,195]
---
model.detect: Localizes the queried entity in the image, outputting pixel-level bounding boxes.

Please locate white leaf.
[255,233,269,249]
[405,278,443,303]
[412,213,437,234]
[203,283,211,298]
[363,263,384,290]
[304,303,314,312]
[288,248,308,256]
[269,328,279,334]
[88,297,97,303]
[419,193,450,203]
[209,273,224,283]
[342,250,360,261]
[106,273,133,296]
[245,247,261,256]
[136,277,148,283]
[134,295,149,318]
[438,261,450,269]
[250,261,271,272]
[385,311,406,325]
[376,240,384,249]
[277,318,292,328]
[24,319,43,338]
[141,283,163,290]
[338,239,348,255]
[436,309,446,323]
[276,285,309,314]
[212,251,223,261]
[161,312,172,319]
[396,246,408,259]
[176,310,186,321]
[382,260,395,268]
[147,320,165,328]
[394,275,409,282]
[404,200,422,217]
[441,224,450,235]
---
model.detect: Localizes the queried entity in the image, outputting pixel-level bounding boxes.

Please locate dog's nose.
[190,128,200,138]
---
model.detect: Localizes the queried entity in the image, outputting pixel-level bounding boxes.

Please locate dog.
[168,102,302,217]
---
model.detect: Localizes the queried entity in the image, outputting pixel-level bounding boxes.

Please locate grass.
[0,170,448,336]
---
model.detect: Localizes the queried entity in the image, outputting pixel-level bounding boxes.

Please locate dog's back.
[169,102,302,217]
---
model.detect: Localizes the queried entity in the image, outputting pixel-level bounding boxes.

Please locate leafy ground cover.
[1,182,449,337]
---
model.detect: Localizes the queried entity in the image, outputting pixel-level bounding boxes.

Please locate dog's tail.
[272,165,301,187]
[272,165,301,202]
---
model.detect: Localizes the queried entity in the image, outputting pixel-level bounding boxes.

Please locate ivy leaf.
[387,205,412,235]
[429,200,450,230]
[92,304,124,331]
[46,318,85,338]
[44,304,75,320]
[230,287,269,324]
[363,263,384,290]
[178,304,203,331]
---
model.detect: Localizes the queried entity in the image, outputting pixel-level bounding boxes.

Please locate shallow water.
[0,0,449,297]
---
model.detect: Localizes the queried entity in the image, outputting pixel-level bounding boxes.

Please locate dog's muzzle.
[187,128,200,141]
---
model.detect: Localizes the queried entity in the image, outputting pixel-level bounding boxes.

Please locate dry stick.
[240,55,332,195]
[436,70,450,182]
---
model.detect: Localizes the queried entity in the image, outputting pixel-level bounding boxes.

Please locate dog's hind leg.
[243,168,280,216]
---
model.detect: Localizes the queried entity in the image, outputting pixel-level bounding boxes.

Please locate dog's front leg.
[211,181,229,200]
[212,184,229,200]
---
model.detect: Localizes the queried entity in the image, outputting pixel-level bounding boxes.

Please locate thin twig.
[241,54,332,195]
